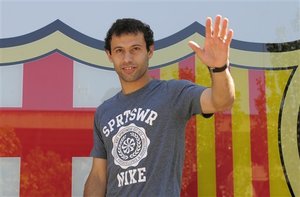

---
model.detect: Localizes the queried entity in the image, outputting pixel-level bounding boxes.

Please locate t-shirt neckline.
[117,79,159,100]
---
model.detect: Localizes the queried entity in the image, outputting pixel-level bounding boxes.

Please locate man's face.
[106,32,154,83]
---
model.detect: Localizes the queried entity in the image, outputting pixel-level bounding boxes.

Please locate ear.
[105,50,113,62]
[148,45,154,59]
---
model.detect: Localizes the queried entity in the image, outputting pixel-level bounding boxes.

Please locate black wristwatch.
[208,64,228,73]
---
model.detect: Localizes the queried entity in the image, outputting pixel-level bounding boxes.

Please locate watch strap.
[209,64,228,73]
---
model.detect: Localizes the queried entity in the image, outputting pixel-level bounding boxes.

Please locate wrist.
[208,64,228,73]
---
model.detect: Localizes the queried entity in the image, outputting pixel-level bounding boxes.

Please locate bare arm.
[200,66,235,113]
[84,158,107,197]
[189,15,235,113]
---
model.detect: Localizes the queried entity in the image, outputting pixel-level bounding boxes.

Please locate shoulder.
[167,79,193,85]
[148,79,190,92]
[164,79,198,89]
[95,92,120,115]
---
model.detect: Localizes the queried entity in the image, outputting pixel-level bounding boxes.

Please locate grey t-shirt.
[91,79,207,197]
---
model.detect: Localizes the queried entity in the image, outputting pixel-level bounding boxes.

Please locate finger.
[225,29,234,45]
[188,41,204,57]
[205,17,212,38]
[220,18,228,39]
[213,15,222,38]
[188,41,201,52]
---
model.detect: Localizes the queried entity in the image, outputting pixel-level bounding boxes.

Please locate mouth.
[122,66,136,74]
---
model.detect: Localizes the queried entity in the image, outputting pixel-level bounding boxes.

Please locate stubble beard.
[117,64,149,83]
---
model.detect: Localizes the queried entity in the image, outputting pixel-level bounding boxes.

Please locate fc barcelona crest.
[0,19,299,196]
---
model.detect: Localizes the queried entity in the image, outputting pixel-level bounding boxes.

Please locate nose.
[123,51,133,63]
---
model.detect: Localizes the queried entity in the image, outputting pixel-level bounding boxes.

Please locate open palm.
[188,15,233,68]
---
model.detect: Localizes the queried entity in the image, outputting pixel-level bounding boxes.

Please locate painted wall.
[0,0,299,196]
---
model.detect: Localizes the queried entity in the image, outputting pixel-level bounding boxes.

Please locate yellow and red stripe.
[156,53,297,197]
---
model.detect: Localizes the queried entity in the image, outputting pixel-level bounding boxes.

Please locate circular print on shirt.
[112,123,150,169]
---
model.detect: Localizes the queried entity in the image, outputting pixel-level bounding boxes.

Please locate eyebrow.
[112,44,143,51]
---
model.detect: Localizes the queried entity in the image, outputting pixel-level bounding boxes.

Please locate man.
[84,15,235,196]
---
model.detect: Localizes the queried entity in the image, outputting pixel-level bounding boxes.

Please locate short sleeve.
[90,110,107,159]
[167,80,209,120]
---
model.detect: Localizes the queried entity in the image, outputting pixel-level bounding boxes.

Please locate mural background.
[0,0,299,196]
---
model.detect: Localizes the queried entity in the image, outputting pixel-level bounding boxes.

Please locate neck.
[120,75,152,95]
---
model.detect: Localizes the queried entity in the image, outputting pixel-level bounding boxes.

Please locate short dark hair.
[104,18,154,53]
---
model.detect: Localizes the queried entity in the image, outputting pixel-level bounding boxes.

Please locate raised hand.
[188,15,233,68]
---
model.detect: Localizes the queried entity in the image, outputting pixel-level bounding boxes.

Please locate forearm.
[210,66,235,111]
[84,173,106,197]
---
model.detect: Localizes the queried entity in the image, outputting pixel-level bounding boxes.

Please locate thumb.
[188,41,204,58]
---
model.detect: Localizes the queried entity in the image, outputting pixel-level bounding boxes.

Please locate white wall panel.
[73,62,120,108]
[0,157,20,197]
[0,64,23,107]
[72,157,93,197]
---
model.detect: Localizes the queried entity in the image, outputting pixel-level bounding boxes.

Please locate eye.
[131,46,141,53]
[114,48,123,54]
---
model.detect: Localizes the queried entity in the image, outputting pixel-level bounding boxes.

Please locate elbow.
[228,92,235,108]
[214,93,235,112]
[225,94,235,110]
